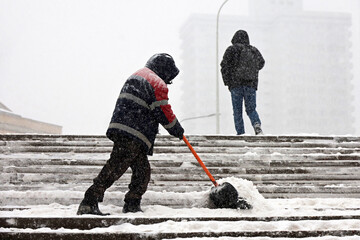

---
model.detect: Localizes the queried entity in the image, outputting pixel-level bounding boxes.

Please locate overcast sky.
[0,0,359,135]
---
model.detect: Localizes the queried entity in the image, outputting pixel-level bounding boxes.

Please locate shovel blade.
[210,182,239,208]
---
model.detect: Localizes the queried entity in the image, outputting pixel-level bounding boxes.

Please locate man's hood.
[231,30,250,45]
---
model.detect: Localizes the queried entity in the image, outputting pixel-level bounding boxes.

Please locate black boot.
[122,199,142,213]
[77,199,110,216]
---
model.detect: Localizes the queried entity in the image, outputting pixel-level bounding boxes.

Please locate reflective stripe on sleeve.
[108,123,152,149]
[150,100,168,110]
[163,118,178,129]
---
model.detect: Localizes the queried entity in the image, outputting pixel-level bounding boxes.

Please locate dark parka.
[106,54,184,155]
[221,30,265,90]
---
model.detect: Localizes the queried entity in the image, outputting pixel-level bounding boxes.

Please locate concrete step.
[2,230,360,239]
[2,214,360,229]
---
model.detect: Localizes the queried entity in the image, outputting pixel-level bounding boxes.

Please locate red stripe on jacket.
[133,67,176,123]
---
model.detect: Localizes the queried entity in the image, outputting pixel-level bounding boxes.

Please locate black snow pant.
[83,136,150,205]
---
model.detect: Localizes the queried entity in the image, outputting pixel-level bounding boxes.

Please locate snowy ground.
[1,177,360,239]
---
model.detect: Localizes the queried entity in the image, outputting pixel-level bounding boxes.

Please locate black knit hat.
[145,53,179,84]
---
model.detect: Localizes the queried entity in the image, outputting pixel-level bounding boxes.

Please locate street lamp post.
[216,0,229,134]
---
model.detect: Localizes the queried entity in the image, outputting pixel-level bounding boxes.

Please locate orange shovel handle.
[183,135,218,187]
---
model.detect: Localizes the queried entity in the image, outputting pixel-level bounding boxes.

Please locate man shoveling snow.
[77,53,185,215]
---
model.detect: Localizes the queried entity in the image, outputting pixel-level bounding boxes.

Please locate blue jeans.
[230,86,261,135]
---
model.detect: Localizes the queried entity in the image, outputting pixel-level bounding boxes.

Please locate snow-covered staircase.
[1,134,360,239]
[1,134,360,206]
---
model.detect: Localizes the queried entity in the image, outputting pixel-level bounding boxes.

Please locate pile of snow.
[217,177,270,211]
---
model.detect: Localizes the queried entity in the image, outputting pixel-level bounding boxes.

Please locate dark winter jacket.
[220,30,265,90]
[106,67,184,155]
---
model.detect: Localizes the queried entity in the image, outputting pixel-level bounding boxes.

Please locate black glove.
[168,121,184,140]
[173,125,184,140]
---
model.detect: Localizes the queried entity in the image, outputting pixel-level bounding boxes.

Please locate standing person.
[221,30,265,135]
[77,53,184,215]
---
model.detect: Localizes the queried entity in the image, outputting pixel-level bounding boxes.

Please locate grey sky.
[0,0,358,135]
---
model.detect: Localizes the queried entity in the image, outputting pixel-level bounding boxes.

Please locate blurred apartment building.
[0,102,62,134]
[179,0,354,135]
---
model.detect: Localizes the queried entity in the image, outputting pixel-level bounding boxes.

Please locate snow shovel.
[183,135,240,208]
